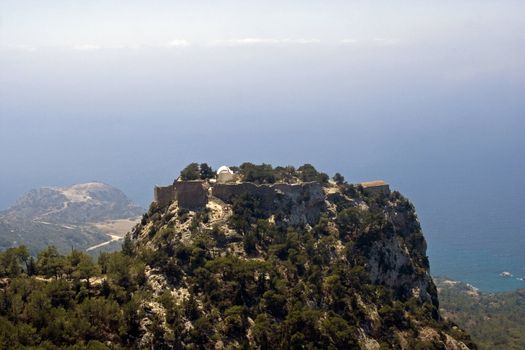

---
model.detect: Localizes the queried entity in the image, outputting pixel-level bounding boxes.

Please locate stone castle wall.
[212,182,325,225]
[154,185,175,208]
[154,181,208,210]
[211,182,276,209]
[174,181,208,210]
[154,180,326,225]
[362,185,390,196]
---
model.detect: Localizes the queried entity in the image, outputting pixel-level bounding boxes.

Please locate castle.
[154,166,390,222]
[153,165,239,210]
[154,166,333,225]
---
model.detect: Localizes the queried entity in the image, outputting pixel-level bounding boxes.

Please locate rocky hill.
[128,163,475,349]
[0,164,477,349]
[0,182,143,253]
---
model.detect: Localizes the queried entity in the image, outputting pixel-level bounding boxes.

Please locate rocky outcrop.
[134,169,475,349]
[212,181,325,225]
[367,235,436,305]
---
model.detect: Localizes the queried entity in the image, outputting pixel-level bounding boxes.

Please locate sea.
[418,183,525,293]
[390,164,525,293]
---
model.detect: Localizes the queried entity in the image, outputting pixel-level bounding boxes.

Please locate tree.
[333,173,345,185]
[298,164,329,183]
[179,163,200,180]
[239,163,276,184]
[122,235,134,256]
[0,246,30,277]
[243,231,258,255]
[184,294,200,321]
[36,246,65,279]
[199,163,214,179]
[26,256,37,276]
[336,207,370,239]
[73,253,99,288]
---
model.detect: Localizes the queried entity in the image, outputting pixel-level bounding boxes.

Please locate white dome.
[217,165,233,175]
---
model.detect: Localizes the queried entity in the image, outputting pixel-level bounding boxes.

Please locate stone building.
[216,166,237,184]
[360,180,390,196]
[153,180,208,210]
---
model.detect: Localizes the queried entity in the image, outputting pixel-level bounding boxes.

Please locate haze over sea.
[1,1,524,292]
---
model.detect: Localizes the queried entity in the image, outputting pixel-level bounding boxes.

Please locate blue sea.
[418,181,525,293]
[386,160,525,292]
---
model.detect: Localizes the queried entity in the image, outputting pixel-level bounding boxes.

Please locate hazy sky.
[0,0,524,208]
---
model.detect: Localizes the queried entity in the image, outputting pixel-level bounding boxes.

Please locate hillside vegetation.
[0,164,475,349]
[436,278,525,350]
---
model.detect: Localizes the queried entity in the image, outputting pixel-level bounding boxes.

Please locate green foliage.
[297,163,329,183]
[437,279,525,350]
[0,246,29,277]
[229,193,268,233]
[36,246,65,279]
[180,162,200,180]
[121,235,134,256]
[239,162,277,184]
[336,207,371,240]
[199,163,214,180]
[332,172,345,184]
[0,165,473,349]
[0,247,148,348]
[180,162,215,181]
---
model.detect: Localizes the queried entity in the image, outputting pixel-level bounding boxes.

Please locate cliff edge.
[128,163,475,349]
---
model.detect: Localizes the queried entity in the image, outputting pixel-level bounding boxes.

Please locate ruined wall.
[362,185,390,196]
[211,183,275,209]
[155,179,325,220]
[154,185,175,208]
[212,182,325,225]
[174,181,208,210]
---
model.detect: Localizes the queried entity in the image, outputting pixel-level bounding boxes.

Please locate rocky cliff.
[127,164,475,349]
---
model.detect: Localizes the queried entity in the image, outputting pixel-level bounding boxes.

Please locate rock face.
[131,171,475,349]
[212,181,325,225]
[0,182,143,253]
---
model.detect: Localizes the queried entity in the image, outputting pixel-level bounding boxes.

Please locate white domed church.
[216,166,237,183]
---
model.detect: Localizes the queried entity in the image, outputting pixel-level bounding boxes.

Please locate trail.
[86,234,123,251]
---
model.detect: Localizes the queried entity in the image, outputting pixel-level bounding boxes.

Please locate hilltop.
[130,163,474,349]
[0,164,476,349]
[0,182,143,253]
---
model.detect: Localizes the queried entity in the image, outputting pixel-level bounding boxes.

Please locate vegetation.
[178,162,332,185]
[0,164,477,349]
[236,162,330,184]
[125,172,474,349]
[436,278,525,350]
[0,246,147,349]
[179,163,215,181]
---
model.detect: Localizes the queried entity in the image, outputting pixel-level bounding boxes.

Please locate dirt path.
[86,234,123,251]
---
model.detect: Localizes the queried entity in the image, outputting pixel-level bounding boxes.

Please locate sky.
[0,0,524,207]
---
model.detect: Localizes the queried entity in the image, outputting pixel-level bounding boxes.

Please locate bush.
[297,164,329,183]
[239,163,277,184]
[180,163,200,180]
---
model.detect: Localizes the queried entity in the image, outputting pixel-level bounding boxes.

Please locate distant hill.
[0,182,144,254]
[435,277,525,350]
